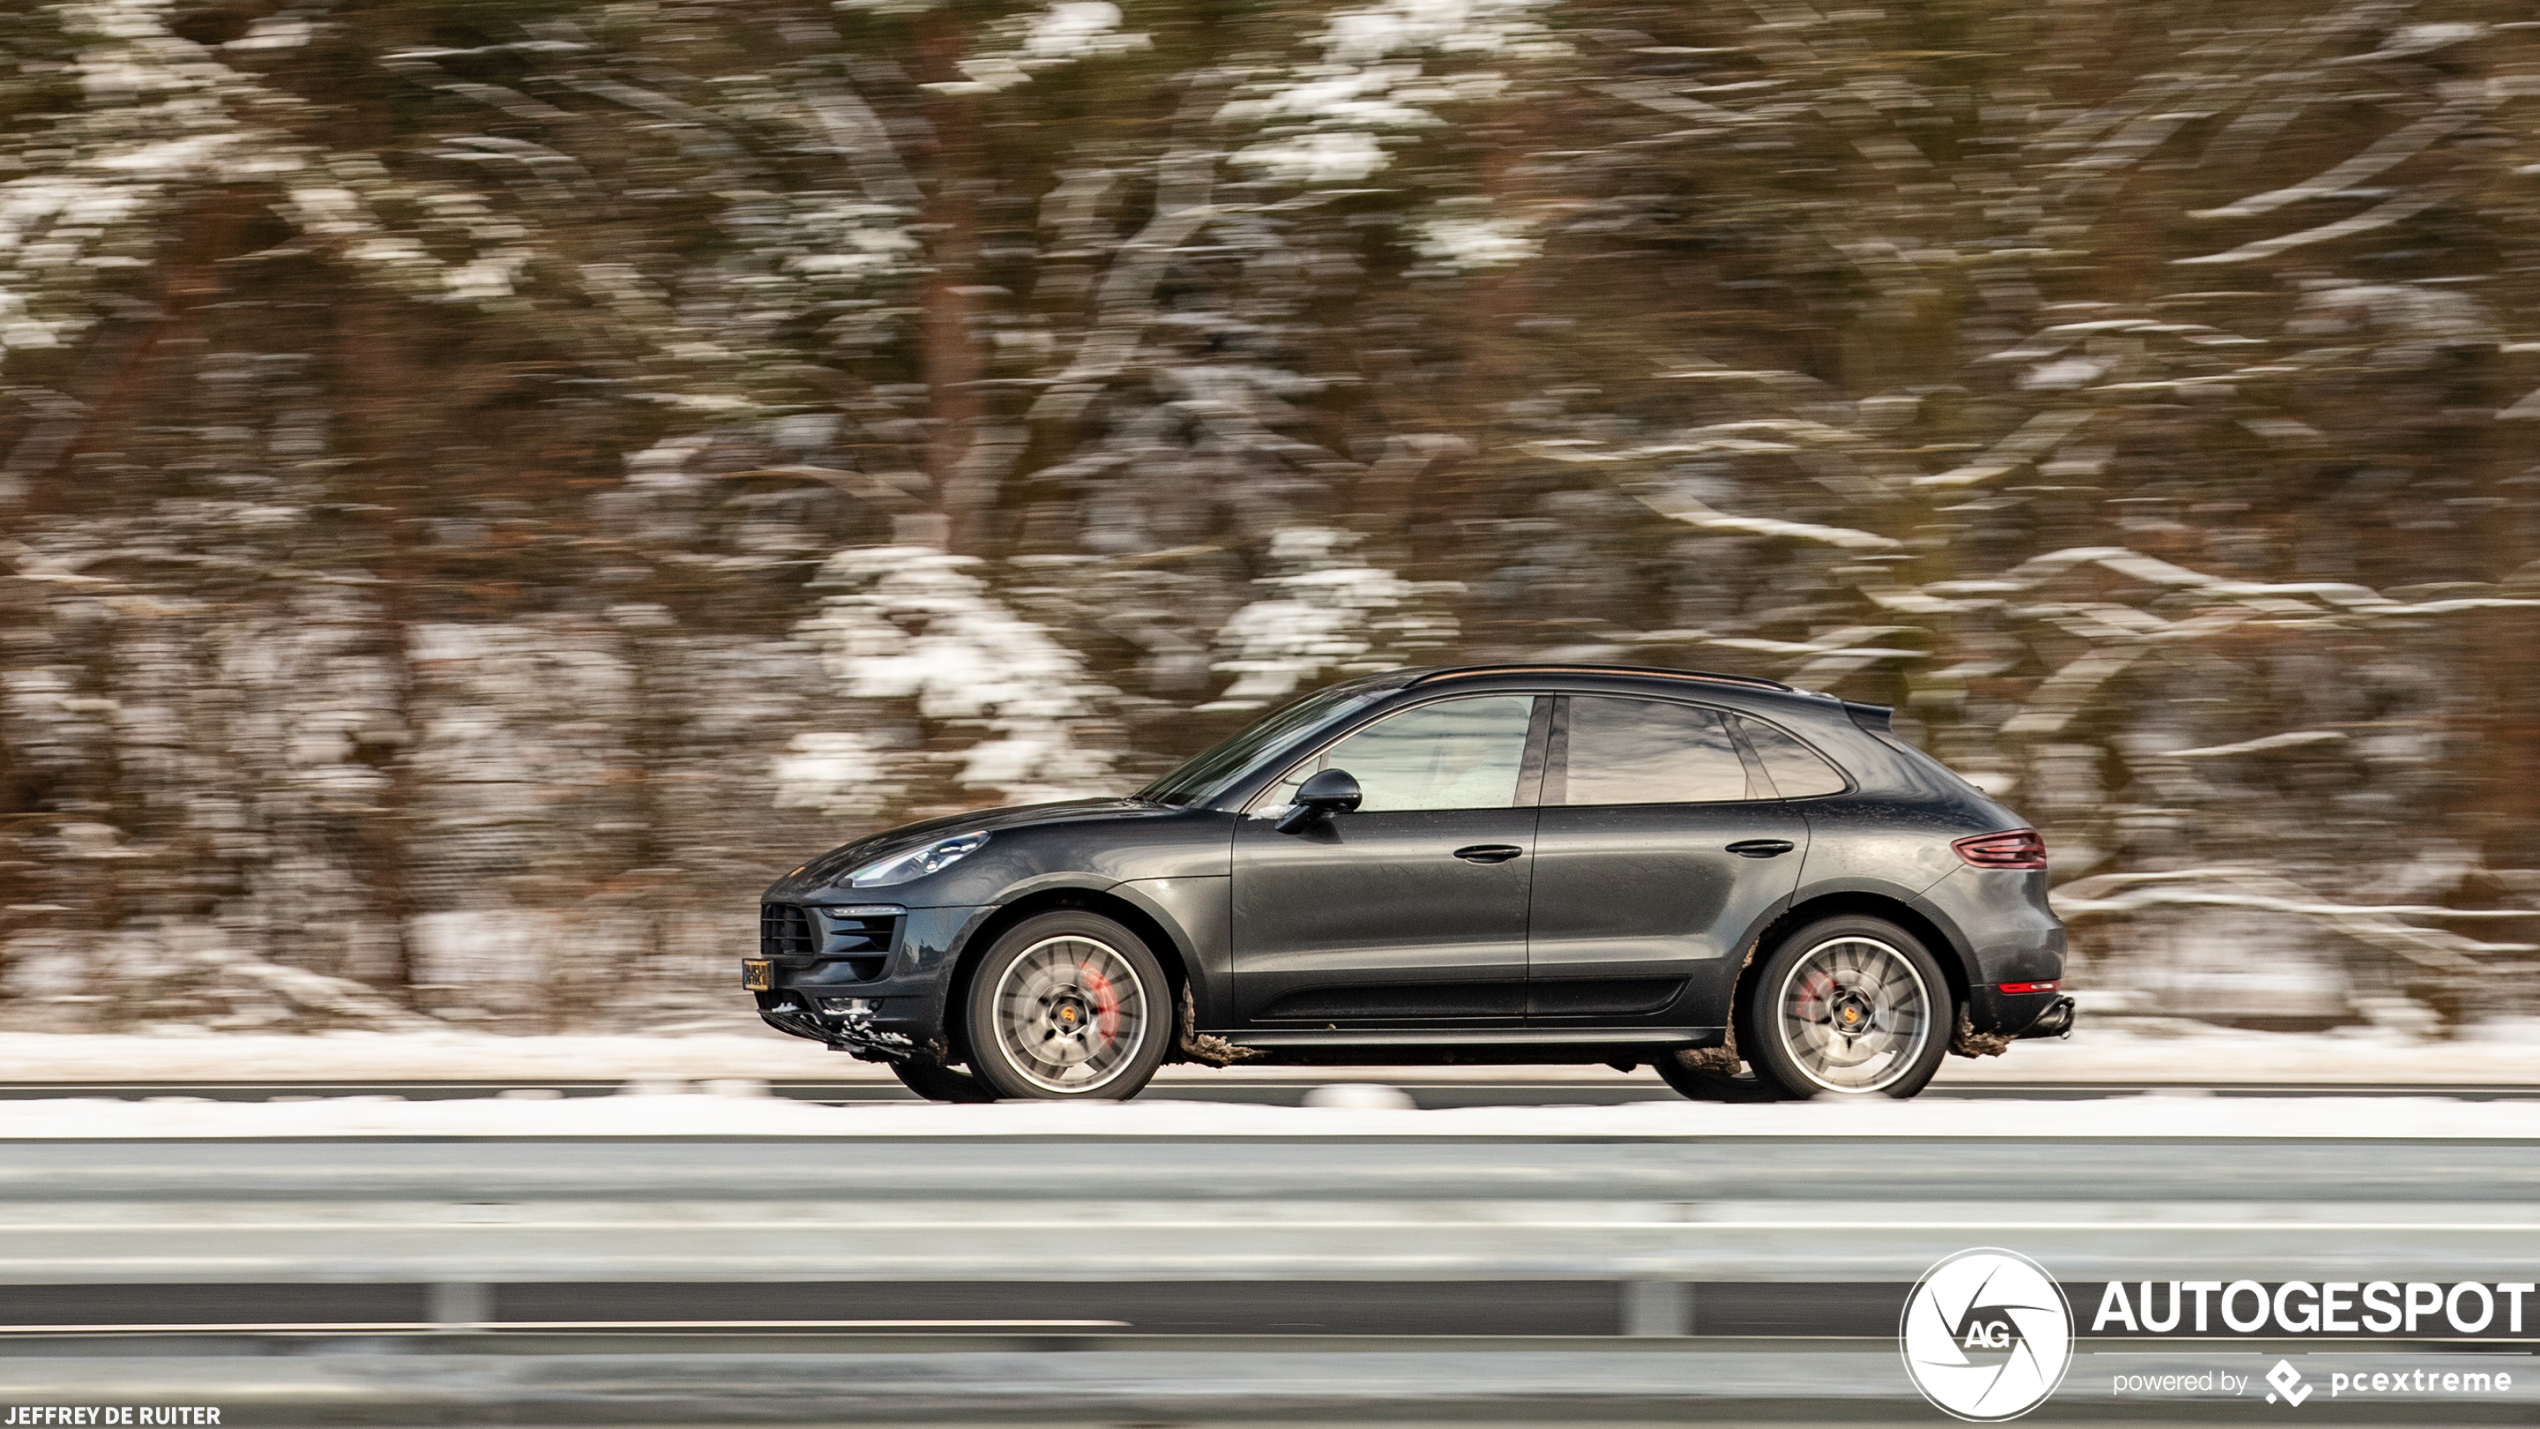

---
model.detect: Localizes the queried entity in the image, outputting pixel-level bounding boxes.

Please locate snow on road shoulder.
[1936,1017,2540,1085]
[0,1089,2532,1141]
[0,1029,860,1083]
[3,1018,2540,1086]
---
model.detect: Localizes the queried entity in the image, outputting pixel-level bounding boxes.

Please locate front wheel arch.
[943,887,1191,1068]
[961,909,1173,1099]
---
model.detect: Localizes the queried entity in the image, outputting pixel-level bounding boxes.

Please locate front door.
[1527,694,1808,1024]
[1231,694,1547,1024]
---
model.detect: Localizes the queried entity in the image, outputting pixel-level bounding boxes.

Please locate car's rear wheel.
[890,1060,995,1103]
[963,911,1170,1101]
[1746,915,1951,1099]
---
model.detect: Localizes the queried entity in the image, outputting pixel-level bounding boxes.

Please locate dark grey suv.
[748,665,2071,1101]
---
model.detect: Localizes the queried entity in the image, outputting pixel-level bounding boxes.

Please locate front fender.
[872,810,1237,908]
[930,873,1234,1034]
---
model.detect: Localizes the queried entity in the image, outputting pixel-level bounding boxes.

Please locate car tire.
[1744,914,1952,1100]
[890,1060,996,1103]
[963,911,1171,1101]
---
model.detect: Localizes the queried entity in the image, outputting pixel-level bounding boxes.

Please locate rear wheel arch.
[1741,891,1971,1025]
[944,887,1192,1066]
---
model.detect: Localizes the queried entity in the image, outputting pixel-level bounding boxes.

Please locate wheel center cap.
[1050,998,1086,1031]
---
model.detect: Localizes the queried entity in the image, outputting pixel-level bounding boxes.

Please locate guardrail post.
[1622,1278,1691,1337]
[427,1281,491,1332]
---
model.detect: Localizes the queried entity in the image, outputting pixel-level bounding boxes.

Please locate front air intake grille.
[819,911,898,954]
[759,904,817,960]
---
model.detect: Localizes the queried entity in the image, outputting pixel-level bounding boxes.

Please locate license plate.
[741,959,773,992]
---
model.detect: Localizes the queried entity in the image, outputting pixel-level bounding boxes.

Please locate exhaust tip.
[2017,995,2077,1040]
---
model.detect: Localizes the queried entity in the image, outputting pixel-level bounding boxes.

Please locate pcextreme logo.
[1900,1248,2075,1421]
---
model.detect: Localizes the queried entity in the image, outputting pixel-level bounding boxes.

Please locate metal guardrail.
[0,1132,2534,1423]
[0,1135,2535,1288]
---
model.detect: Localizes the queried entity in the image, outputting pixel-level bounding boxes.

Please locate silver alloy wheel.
[1769,934,1933,1094]
[987,934,1151,1093]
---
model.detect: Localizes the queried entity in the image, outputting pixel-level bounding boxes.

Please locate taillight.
[1954,828,2046,870]
[1997,981,2059,996]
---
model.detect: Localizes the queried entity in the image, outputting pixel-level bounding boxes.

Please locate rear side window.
[1558,696,1759,805]
[1738,717,1849,797]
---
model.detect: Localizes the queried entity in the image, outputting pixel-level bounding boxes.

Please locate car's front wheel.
[1744,915,1951,1099]
[962,911,1171,1101]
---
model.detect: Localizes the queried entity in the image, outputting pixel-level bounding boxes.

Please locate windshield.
[1136,684,1388,807]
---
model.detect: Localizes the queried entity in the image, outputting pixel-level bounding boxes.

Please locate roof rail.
[1406,663,1793,692]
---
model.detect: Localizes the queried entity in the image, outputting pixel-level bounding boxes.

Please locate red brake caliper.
[1079,965,1121,1046]
[1796,969,1838,1025]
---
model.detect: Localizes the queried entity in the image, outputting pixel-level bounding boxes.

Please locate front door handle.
[1726,839,1795,858]
[1453,844,1526,864]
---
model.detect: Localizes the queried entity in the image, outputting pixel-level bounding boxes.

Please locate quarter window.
[1263,695,1537,812]
[1558,696,1758,805]
[1737,717,1849,797]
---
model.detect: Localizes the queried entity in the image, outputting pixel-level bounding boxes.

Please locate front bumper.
[758,996,917,1062]
[745,903,983,1063]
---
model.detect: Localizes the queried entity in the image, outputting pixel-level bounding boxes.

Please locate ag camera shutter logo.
[1900,1248,2074,1421]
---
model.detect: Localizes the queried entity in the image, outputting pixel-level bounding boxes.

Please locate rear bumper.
[1965,985,2075,1040]
[1918,865,2065,1033]
[2016,994,2076,1039]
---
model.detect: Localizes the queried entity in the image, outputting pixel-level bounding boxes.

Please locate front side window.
[1260,695,1537,813]
[1138,683,1386,806]
[1557,696,1758,805]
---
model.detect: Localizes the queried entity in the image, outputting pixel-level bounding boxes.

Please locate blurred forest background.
[3,0,2538,1036]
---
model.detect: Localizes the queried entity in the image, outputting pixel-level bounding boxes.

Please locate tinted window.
[1139,683,1386,805]
[1265,695,1536,812]
[1738,716,1849,797]
[1560,696,1757,805]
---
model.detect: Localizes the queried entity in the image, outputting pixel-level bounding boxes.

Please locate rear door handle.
[1453,844,1526,864]
[1726,839,1795,858]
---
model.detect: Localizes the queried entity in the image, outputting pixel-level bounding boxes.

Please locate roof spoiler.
[1842,701,1896,735]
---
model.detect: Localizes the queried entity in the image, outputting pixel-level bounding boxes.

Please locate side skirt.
[1214,1027,1724,1067]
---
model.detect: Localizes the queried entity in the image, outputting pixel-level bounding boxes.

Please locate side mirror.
[1273,768,1363,835]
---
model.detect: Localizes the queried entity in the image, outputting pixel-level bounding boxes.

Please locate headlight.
[846,830,990,887]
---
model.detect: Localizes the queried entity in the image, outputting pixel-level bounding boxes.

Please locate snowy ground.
[0,1019,2526,1142]
[0,1017,2534,1085]
[0,1085,2530,1140]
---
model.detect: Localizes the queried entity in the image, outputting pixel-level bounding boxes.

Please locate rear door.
[1230,694,1549,1025]
[1526,695,1809,1026]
